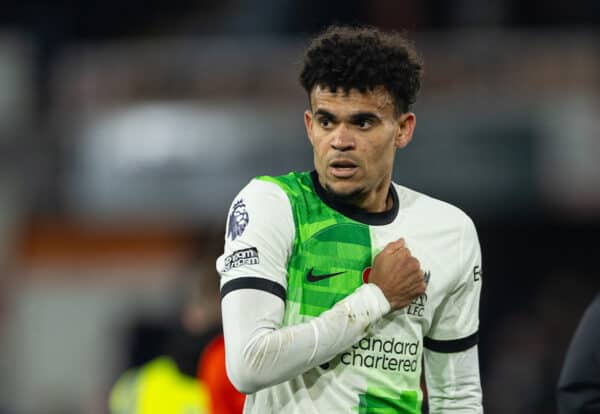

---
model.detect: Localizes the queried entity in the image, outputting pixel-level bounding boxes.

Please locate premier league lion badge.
[227,199,249,241]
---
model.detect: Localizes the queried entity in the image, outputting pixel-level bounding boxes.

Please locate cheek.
[313,136,330,157]
[363,138,395,171]
[310,141,327,169]
[364,137,392,159]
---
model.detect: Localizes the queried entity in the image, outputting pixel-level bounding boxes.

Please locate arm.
[218,180,390,394]
[424,215,483,413]
[425,346,482,413]
[557,293,600,414]
[221,281,389,393]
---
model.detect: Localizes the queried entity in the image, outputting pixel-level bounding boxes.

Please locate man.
[197,334,246,414]
[110,260,221,414]
[557,292,600,413]
[217,25,483,413]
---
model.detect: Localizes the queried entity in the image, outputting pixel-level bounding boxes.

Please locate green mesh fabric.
[356,390,421,414]
[258,172,372,323]
[257,172,423,413]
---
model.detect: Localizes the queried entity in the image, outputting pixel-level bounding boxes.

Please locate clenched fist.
[368,238,427,311]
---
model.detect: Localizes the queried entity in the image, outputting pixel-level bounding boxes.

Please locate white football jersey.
[218,171,482,413]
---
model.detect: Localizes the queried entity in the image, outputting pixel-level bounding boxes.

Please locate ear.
[395,112,416,149]
[304,110,315,145]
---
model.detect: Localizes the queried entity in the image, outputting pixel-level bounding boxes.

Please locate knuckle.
[407,257,419,272]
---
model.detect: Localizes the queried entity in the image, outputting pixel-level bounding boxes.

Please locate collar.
[310,170,399,225]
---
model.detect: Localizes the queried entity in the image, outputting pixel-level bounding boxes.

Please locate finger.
[407,271,426,289]
[386,238,405,251]
[412,270,426,284]
[394,251,416,270]
[384,240,412,259]
[390,246,410,257]
[407,283,426,298]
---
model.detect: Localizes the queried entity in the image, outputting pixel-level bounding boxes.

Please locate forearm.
[425,346,483,413]
[222,283,390,393]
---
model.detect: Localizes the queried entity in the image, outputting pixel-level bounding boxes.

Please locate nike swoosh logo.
[306,268,346,282]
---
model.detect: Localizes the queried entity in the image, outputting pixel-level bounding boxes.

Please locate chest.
[283,220,459,337]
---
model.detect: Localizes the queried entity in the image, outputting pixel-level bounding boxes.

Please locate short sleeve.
[217,179,295,298]
[425,215,482,353]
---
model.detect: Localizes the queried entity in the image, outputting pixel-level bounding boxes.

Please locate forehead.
[310,85,394,115]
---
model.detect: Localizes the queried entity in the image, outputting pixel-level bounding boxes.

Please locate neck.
[310,171,399,226]
[354,183,394,213]
[325,178,393,213]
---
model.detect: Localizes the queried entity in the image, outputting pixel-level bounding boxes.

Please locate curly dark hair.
[300,25,423,115]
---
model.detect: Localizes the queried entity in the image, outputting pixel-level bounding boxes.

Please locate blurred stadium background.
[0,1,599,413]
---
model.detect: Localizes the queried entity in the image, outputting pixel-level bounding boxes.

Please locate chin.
[325,182,365,203]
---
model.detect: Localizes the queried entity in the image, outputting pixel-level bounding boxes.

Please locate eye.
[356,119,373,130]
[319,118,333,129]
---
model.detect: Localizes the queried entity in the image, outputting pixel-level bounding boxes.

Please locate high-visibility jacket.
[110,356,210,414]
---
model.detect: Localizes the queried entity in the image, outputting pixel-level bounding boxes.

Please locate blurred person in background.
[217,25,483,413]
[557,292,600,413]
[482,271,597,414]
[197,333,245,414]
[109,259,221,414]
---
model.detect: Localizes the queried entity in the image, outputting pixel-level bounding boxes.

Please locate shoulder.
[239,177,290,199]
[237,171,312,201]
[226,177,294,239]
[393,183,476,234]
[256,171,313,197]
[229,177,293,216]
[236,171,318,220]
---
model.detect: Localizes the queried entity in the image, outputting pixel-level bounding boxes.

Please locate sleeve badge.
[227,199,249,241]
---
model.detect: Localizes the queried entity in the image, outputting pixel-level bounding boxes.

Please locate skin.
[304,85,426,310]
[304,85,416,213]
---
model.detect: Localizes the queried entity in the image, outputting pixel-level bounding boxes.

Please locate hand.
[368,239,426,311]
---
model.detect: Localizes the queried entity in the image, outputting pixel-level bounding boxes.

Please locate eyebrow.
[314,109,381,123]
[314,109,337,121]
[349,112,380,123]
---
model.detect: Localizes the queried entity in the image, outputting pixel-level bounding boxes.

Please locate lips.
[329,159,358,178]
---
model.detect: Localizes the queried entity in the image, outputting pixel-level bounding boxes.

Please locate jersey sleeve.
[217,179,295,293]
[425,214,482,352]
[217,179,391,394]
[423,215,483,412]
[424,346,483,413]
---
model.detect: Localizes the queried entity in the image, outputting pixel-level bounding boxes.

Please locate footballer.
[217,25,483,413]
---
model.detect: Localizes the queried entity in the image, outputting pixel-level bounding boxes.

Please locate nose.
[331,125,355,151]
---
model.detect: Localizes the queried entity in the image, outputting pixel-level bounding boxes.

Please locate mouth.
[328,159,358,178]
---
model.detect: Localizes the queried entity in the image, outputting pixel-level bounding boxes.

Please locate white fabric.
[425,346,483,413]
[218,178,483,413]
[425,214,481,341]
[217,180,293,289]
[221,283,390,393]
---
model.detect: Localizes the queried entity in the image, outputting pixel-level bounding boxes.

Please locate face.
[304,86,416,212]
